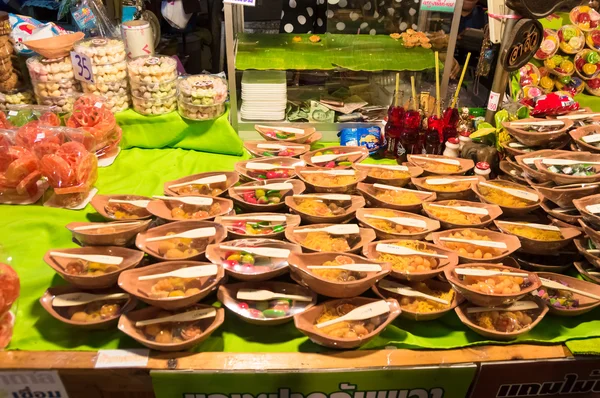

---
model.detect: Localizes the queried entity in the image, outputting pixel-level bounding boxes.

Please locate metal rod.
[441,0,464,104]
[224,3,239,131]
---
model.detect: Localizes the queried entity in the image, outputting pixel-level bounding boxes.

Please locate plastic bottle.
[396,97,422,162]
[425,114,444,155]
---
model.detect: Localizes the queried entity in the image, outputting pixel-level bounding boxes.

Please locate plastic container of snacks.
[0,88,34,110]
[92,60,127,83]
[73,37,126,65]
[127,55,178,84]
[132,94,176,115]
[131,78,177,99]
[32,78,81,97]
[35,93,80,113]
[178,74,228,105]
[26,56,75,82]
[177,98,226,121]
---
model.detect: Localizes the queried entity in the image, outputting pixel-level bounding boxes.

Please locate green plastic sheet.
[236,33,435,72]
[2,146,600,354]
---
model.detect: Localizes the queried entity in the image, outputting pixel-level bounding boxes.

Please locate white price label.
[70,51,94,84]
[487,91,501,112]
[223,0,255,5]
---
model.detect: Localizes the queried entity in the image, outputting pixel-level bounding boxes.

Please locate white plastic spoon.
[361,164,408,171]
[426,203,489,216]
[315,300,390,329]
[541,158,600,166]
[108,199,150,208]
[455,268,528,277]
[410,156,460,165]
[153,195,213,206]
[509,120,564,127]
[425,177,479,185]
[540,278,600,301]
[135,308,217,327]
[497,221,560,232]
[169,174,227,189]
[294,194,351,201]
[581,134,600,144]
[466,300,539,314]
[300,169,356,175]
[376,243,448,259]
[245,162,300,171]
[294,224,359,235]
[218,245,290,258]
[256,125,306,135]
[586,204,600,214]
[373,183,433,195]
[73,222,144,231]
[479,182,539,202]
[52,292,129,307]
[311,151,363,163]
[378,279,449,305]
[557,112,600,120]
[233,183,294,191]
[307,263,382,272]
[364,214,427,229]
[257,143,306,150]
[439,237,507,249]
[236,289,313,302]
[145,227,216,242]
[221,215,287,222]
[49,252,123,265]
[138,265,218,281]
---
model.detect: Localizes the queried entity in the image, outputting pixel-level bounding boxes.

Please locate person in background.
[450,0,488,79]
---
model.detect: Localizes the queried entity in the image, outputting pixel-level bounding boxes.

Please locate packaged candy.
[544,54,575,77]
[521,85,545,100]
[338,126,383,154]
[570,6,600,32]
[575,49,600,79]
[555,75,585,97]
[534,29,560,60]
[558,25,585,54]
[67,95,121,156]
[0,139,45,204]
[529,91,580,117]
[538,67,555,92]
[585,77,600,96]
[6,105,60,127]
[518,63,540,86]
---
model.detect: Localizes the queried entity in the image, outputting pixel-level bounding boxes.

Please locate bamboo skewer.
[435,51,440,118]
[451,52,471,109]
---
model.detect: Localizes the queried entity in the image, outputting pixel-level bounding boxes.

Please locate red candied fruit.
[588,78,600,89]
[0,263,19,314]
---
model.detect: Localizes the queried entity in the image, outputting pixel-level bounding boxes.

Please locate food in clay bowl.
[243,141,310,158]
[43,246,144,289]
[214,213,300,240]
[473,179,542,216]
[205,238,301,282]
[91,194,152,220]
[570,5,600,32]
[255,124,317,144]
[494,219,581,255]
[288,252,391,298]
[300,146,369,168]
[178,74,228,105]
[533,152,600,185]
[373,279,462,321]
[296,167,367,193]
[135,220,227,261]
[235,157,303,182]
[454,299,548,340]
[127,55,178,84]
[228,178,305,212]
[578,219,600,250]
[147,195,233,222]
[66,219,152,247]
[575,49,600,80]
[407,154,474,176]
[355,208,440,240]
[353,163,423,187]
[293,297,400,349]
[132,94,177,116]
[539,199,582,225]
[574,237,600,269]
[499,160,527,184]
[217,281,317,326]
[573,193,600,226]
[422,200,502,229]
[285,223,376,254]
[118,261,225,310]
[164,171,239,197]
[357,182,435,212]
[574,260,600,284]
[118,304,224,351]
[558,25,585,54]
[515,149,572,183]
[40,285,136,329]
[432,228,521,264]
[503,119,573,148]
[513,251,579,273]
[570,125,600,153]
[534,28,559,60]
[533,272,600,316]
[362,239,458,281]
[285,193,364,224]
[73,38,126,64]
[131,78,177,99]
[411,175,483,200]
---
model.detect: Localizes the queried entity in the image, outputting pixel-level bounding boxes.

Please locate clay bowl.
[503,118,573,147]
[515,149,572,183]
[135,220,227,261]
[353,163,423,187]
[422,200,502,229]
[285,194,365,224]
[295,166,368,194]
[288,252,391,298]
[118,261,225,310]
[300,146,370,168]
[66,220,152,246]
[444,263,542,307]
[243,140,310,158]
[569,125,600,153]
[355,208,440,240]
[407,154,474,176]
[534,182,600,209]
[293,297,401,349]
[540,199,582,225]
[214,213,300,240]
[411,175,484,200]
[43,246,144,289]
[118,304,224,351]
[228,178,305,212]
[454,299,548,340]
[356,182,436,213]
[533,152,600,185]
[284,223,376,254]
[578,219,600,247]
[499,160,528,184]
[205,238,302,281]
[574,238,600,269]
[432,228,521,264]
[40,285,137,330]
[235,157,304,182]
[573,193,600,227]
[493,219,581,255]
[217,281,317,326]
[513,249,579,273]
[147,196,234,222]
[574,261,600,284]
[163,171,239,197]
[372,279,463,321]
[362,239,458,281]
[472,179,542,216]
[501,136,572,158]
[24,32,85,59]
[535,272,600,316]
[255,124,317,144]
[90,194,153,221]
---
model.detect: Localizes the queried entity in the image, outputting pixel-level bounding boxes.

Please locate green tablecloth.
[2,146,600,354]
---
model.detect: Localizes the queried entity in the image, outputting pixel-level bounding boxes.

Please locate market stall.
[2,2,600,398]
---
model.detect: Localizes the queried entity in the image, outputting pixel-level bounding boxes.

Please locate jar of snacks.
[130,78,177,99]
[0,18,20,93]
[0,87,34,110]
[73,38,126,65]
[35,92,80,113]
[177,98,226,121]
[27,56,82,110]
[127,55,177,85]
[132,94,176,116]
[176,74,228,121]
